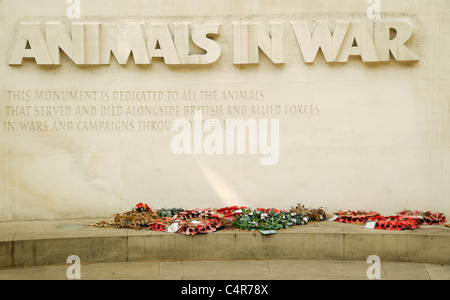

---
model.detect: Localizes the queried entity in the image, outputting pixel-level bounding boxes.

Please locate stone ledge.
[1,219,449,267]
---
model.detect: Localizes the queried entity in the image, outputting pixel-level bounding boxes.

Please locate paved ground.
[1,258,449,280]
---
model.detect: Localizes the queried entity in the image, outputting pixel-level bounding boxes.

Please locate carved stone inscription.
[9,19,418,66]
[2,89,320,133]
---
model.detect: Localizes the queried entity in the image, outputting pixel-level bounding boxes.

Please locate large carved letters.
[9,19,418,65]
[233,21,285,64]
[292,20,350,63]
[374,18,418,61]
[292,19,418,63]
[10,22,53,65]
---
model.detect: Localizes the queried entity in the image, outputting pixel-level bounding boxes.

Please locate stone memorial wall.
[0,0,448,220]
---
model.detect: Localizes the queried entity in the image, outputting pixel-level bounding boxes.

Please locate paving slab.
[79,261,160,280]
[181,274,295,280]
[424,263,450,280]
[1,259,449,280]
[380,262,431,280]
[159,259,271,277]
[268,259,372,278]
